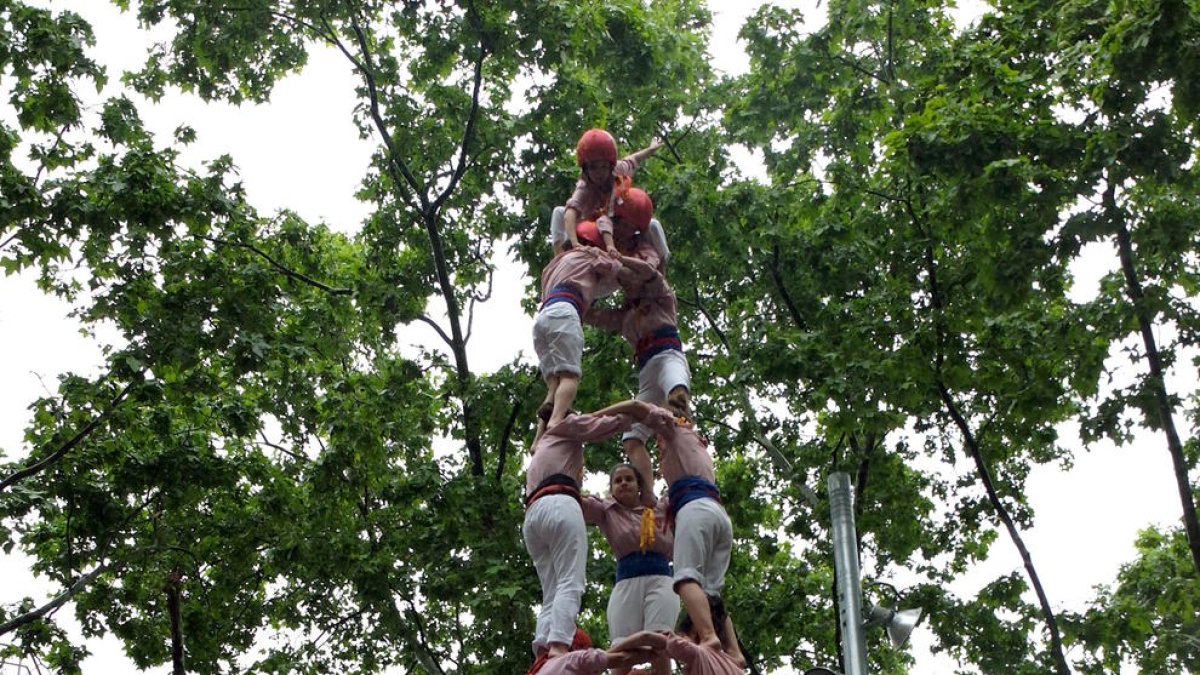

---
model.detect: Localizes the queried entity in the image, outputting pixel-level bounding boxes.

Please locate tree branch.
[431,2,486,216]
[202,235,352,295]
[0,561,115,635]
[1105,176,1200,573]
[1,377,139,493]
[348,19,427,213]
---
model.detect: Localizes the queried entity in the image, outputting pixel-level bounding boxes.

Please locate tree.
[1,0,711,672]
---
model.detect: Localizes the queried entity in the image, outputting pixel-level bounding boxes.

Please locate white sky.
[0,1,1188,674]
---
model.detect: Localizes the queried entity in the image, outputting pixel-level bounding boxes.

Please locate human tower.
[521,129,747,674]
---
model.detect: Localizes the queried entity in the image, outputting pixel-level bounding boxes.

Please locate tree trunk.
[1104,181,1200,574]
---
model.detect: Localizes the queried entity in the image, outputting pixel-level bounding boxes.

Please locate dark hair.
[537,402,553,424]
[678,592,728,644]
[667,399,692,423]
[609,462,647,493]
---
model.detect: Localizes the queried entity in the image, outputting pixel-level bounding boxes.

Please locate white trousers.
[607,573,680,642]
[523,494,588,654]
[672,498,732,594]
[624,349,690,443]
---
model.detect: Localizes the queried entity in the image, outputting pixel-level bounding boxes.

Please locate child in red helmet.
[610,187,668,272]
[526,627,662,674]
[555,129,665,257]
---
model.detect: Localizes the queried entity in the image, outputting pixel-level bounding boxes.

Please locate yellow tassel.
[639,507,656,553]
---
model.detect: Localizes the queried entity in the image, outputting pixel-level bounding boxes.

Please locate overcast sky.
[1,2,1187,674]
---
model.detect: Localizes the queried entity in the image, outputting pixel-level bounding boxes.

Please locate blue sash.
[667,476,721,522]
[615,551,671,582]
[540,283,584,316]
[634,326,683,370]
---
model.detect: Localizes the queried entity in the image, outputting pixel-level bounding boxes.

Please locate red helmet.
[576,128,617,167]
[571,628,593,650]
[575,220,605,248]
[613,187,653,229]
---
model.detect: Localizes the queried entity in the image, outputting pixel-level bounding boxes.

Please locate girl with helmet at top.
[552,129,669,265]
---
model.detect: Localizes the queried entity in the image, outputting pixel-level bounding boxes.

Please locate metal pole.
[830,472,868,675]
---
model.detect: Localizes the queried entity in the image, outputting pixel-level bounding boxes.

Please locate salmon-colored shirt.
[525,414,633,493]
[581,494,673,559]
[665,635,744,674]
[565,157,640,221]
[537,648,610,674]
[540,247,622,311]
[584,271,676,351]
[640,407,714,486]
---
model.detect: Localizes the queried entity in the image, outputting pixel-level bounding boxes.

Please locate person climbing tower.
[640,402,732,655]
[581,463,678,675]
[585,251,690,502]
[534,221,665,431]
[522,399,656,660]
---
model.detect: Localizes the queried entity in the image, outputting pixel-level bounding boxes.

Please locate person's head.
[576,129,617,184]
[608,462,645,508]
[575,220,605,248]
[571,627,593,650]
[613,187,653,231]
[667,395,693,426]
[678,592,728,644]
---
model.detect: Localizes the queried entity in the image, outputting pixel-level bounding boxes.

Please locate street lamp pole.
[829,472,869,675]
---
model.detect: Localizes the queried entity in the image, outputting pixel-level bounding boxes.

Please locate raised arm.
[626,140,664,165]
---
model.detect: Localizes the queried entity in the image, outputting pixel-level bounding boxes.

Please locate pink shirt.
[581,494,673,559]
[584,271,676,350]
[537,648,610,674]
[640,407,715,486]
[525,414,633,493]
[665,635,745,674]
[540,247,622,311]
[565,157,640,220]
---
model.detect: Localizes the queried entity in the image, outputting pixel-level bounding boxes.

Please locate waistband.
[615,551,672,582]
[667,476,721,523]
[635,327,682,370]
[525,473,581,509]
[540,283,584,316]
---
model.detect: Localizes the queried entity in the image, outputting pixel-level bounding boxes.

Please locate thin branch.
[830,53,889,84]
[256,430,310,463]
[496,375,536,482]
[415,315,455,350]
[349,19,427,213]
[1,378,139,493]
[430,1,486,215]
[202,235,351,295]
[0,229,20,252]
[0,561,115,635]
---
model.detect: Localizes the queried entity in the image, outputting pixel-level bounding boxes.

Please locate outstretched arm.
[627,140,665,165]
[611,630,668,652]
[590,399,653,420]
[563,206,581,250]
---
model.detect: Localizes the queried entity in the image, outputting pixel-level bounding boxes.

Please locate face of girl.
[609,466,641,507]
[584,160,613,184]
